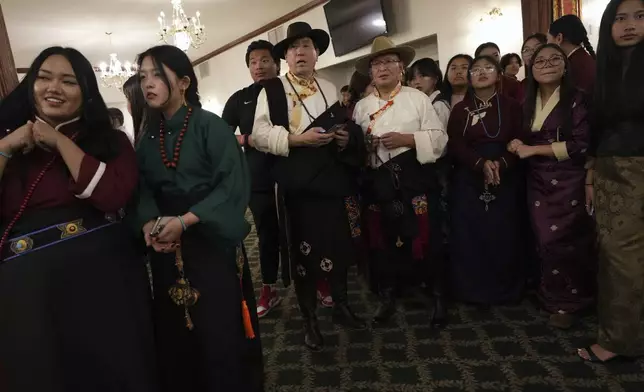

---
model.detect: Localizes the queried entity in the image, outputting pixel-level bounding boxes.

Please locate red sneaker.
[317,280,334,308]
[257,285,281,318]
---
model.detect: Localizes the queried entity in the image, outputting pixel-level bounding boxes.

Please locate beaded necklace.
[159,107,193,169]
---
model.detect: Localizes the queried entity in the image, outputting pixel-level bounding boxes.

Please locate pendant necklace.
[471,93,501,139]
[285,75,329,123]
[157,106,201,330]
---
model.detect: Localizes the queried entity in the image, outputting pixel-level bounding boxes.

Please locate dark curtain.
[0,4,18,100]
[521,0,553,42]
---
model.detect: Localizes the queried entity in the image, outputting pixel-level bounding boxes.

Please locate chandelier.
[98,34,137,90]
[158,0,206,52]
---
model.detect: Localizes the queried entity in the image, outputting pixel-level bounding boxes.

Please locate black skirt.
[150,198,264,392]
[0,205,158,392]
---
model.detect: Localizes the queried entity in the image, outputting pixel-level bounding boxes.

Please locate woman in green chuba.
[133,44,263,391]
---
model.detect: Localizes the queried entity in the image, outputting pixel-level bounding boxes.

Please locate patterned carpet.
[242,217,644,392]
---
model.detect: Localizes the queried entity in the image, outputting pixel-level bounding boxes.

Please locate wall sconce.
[480,7,503,22]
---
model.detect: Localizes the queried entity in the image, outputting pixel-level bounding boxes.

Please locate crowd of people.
[0,0,643,391]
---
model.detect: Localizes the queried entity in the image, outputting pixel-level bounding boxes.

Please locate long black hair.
[442,54,473,103]
[523,43,576,140]
[594,0,644,123]
[549,15,596,58]
[475,42,500,58]
[0,46,120,160]
[407,58,444,92]
[136,45,201,135]
[122,75,147,145]
[348,70,371,103]
[522,33,548,57]
[500,53,522,71]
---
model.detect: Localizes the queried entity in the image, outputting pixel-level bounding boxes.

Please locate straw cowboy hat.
[273,21,330,59]
[355,36,416,75]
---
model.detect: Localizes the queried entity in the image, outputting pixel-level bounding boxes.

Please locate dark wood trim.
[17,67,28,74]
[0,4,19,97]
[191,0,328,66]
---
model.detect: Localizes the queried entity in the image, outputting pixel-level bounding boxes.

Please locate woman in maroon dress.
[508,44,596,329]
[0,47,156,392]
[548,15,597,93]
[447,56,524,306]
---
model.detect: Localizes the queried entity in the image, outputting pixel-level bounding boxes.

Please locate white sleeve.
[413,95,448,164]
[252,88,290,157]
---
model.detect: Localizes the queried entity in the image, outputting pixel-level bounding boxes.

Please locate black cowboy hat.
[273,22,330,59]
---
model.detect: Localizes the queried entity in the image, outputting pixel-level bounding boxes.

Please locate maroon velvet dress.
[0,121,157,392]
[568,48,596,94]
[525,92,596,315]
[447,93,525,305]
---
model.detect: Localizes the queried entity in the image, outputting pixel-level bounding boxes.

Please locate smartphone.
[150,217,164,237]
[324,124,344,134]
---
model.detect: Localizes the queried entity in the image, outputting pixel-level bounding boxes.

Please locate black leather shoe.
[430,295,448,329]
[333,303,367,330]
[373,289,396,324]
[303,316,323,351]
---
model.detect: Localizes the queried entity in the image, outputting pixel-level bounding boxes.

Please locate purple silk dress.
[526,90,596,315]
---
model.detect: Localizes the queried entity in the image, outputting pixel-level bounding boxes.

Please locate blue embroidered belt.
[1,214,122,262]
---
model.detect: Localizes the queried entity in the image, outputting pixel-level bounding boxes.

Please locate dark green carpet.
[243,217,644,392]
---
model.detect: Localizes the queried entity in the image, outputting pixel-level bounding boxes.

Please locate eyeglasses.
[521,47,536,55]
[371,59,401,69]
[532,55,564,69]
[469,66,497,76]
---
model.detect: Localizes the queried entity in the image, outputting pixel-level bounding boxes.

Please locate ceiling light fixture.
[98,33,136,91]
[480,7,503,22]
[372,18,386,27]
[158,0,206,52]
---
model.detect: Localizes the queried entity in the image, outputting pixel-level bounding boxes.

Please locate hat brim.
[273,29,330,59]
[355,46,416,75]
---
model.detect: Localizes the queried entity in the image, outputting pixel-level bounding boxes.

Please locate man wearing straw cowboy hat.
[353,36,449,327]
[252,21,367,351]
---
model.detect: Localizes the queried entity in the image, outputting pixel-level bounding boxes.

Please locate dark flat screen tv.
[323,0,389,57]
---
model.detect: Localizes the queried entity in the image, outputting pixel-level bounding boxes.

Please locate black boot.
[302,307,323,351]
[428,255,448,329]
[373,287,396,324]
[429,291,448,329]
[331,275,367,330]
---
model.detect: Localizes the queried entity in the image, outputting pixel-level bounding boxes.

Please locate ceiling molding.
[191,0,328,66]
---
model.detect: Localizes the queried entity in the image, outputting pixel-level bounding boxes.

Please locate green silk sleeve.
[189,116,251,245]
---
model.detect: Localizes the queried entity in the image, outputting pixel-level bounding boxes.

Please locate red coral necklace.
[159,106,193,169]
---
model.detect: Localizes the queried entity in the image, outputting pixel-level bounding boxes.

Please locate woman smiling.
[0,47,156,392]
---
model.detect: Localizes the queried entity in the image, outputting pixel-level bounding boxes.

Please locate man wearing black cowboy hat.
[252,21,367,351]
[222,40,286,320]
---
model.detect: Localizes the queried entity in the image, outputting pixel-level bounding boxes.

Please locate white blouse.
[353,86,448,168]
[252,76,338,157]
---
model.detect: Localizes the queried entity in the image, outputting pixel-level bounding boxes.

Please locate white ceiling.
[3,0,313,70]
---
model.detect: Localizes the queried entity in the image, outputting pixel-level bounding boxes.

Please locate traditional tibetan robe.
[0,120,157,392]
[499,74,524,102]
[447,92,524,305]
[590,78,644,357]
[353,85,447,289]
[568,47,595,94]
[252,74,364,310]
[133,105,263,392]
[526,88,596,315]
